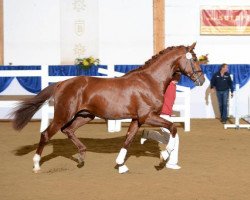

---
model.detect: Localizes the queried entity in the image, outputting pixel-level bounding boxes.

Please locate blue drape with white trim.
[1,64,250,93]
[0,66,41,93]
[49,65,107,76]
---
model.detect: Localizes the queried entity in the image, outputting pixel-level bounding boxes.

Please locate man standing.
[210,63,234,124]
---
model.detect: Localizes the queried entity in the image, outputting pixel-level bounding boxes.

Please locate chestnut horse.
[12,43,205,173]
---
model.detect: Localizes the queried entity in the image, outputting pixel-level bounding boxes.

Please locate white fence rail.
[224,84,250,129]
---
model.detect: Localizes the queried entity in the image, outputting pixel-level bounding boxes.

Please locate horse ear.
[188,42,196,51]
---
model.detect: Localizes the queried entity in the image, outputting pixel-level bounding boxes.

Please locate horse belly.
[85,96,136,120]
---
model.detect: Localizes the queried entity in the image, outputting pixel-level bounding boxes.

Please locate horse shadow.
[13,134,166,170]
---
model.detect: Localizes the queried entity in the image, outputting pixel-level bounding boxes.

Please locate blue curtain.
[49,65,107,76]
[114,65,140,73]
[114,64,197,88]
[178,75,196,89]
[114,64,250,89]
[0,77,14,93]
[16,76,41,94]
[202,64,250,89]
[227,65,250,88]
[0,66,41,94]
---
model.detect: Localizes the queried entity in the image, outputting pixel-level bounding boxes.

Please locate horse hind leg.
[61,111,95,167]
[33,121,63,173]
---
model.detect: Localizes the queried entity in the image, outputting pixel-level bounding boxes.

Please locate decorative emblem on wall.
[74,43,85,57]
[73,0,86,12]
[75,20,85,36]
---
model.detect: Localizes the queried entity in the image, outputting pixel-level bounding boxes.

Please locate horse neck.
[145,50,182,92]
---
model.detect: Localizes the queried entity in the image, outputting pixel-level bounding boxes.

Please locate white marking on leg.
[167,134,179,165]
[160,150,170,161]
[166,134,176,151]
[116,148,127,165]
[78,153,84,163]
[33,154,41,172]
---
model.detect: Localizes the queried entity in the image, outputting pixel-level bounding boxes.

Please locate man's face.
[221,65,228,73]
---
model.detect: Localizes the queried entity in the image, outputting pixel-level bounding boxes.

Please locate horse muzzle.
[194,75,205,86]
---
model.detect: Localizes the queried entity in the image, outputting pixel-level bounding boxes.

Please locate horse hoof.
[118,164,129,174]
[77,154,85,163]
[33,167,41,173]
[114,164,119,169]
[77,161,85,168]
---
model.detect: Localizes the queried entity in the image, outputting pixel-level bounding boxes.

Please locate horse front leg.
[144,113,177,161]
[116,119,140,174]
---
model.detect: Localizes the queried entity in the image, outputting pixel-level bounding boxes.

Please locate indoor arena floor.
[1,119,250,200]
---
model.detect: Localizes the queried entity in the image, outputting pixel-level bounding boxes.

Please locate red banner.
[200,7,250,35]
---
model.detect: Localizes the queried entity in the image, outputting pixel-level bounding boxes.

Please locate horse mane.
[124,45,186,76]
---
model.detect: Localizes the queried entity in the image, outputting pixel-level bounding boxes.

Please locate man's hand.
[210,88,215,93]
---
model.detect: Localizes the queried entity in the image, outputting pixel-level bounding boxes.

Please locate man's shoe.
[166,163,181,170]
[140,138,147,145]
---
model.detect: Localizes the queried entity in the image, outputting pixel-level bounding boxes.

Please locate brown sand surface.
[0,119,250,200]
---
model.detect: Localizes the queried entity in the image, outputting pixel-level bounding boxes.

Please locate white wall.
[3,0,61,65]
[98,0,153,64]
[165,0,250,64]
[3,0,152,65]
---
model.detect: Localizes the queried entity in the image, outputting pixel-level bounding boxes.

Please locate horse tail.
[12,83,57,131]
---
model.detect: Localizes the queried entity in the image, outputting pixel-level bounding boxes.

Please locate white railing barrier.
[0,67,42,121]
[243,95,250,124]
[224,84,250,129]
[0,65,104,132]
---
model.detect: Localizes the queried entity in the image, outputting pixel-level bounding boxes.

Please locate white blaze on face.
[186,52,192,60]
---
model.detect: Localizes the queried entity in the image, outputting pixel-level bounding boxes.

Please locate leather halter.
[185,58,203,86]
[179,48,203,86]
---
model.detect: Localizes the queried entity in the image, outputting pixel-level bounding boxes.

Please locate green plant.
[75,56,100,69]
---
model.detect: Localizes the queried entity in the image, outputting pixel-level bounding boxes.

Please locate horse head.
[174,42,205,86]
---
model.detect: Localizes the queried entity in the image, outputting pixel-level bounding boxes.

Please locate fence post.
[40,65,50,132]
